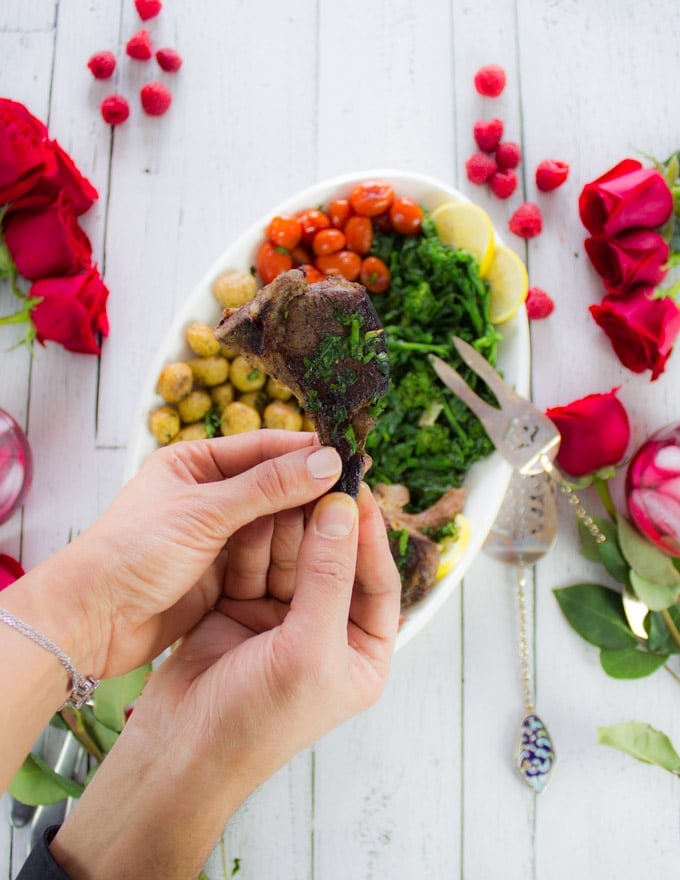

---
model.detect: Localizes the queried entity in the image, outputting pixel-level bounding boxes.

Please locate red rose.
[584,230,669,295]
[0,553,25,591]
[589,287,680,380]
[30,267,110,354]
[9,139,98,216]
[3,191,92,279]
[546,388,630,477]
[0,99,54,205]
[579,159,673,237]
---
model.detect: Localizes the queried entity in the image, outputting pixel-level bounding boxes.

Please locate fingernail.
[306,446,341,480]
[316,495,357,537]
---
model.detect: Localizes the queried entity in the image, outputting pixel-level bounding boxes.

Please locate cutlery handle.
[540,456,607,545]
[515,564,534,715]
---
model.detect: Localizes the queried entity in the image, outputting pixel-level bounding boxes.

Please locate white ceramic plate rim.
[124,168,530,652]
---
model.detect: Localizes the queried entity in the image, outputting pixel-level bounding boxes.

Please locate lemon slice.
[431,201,495,276]
[485,244,529,324]
[436,514,472,581]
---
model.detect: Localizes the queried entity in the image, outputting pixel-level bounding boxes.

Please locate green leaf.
[578,517,629,585]
[577,517,604,561]
[598,721,680,775]
[630,569,680,611]
[646,610,680,654]
[617,514,680,588]
[94,664,151,733]
[599,648,668,679]
[81,704,120,753]
[8,753,84,806]
[554,584,637,649]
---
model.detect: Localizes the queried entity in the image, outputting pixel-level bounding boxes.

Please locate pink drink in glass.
[0,408,33,525]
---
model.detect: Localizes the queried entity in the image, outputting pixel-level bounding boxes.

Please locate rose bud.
[584,229,669,296]
[589,288,680,381]
[578,158,673,237]
[29,266,110,354]
[626,421,680,557]
[545,388,630,477]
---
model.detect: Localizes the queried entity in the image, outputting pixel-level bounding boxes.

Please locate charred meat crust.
[215,269,389,496]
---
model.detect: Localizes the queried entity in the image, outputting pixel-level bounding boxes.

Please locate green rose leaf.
[94,663,151,733]
[578,516,629,584]
[554,584,637,649]
[81,704,120,753]
[599,648,668,679]
[617,514,680,589]
[8,753,84,806]
[598,721,680,775]
[630,569,680,611]
[646,609,680,654]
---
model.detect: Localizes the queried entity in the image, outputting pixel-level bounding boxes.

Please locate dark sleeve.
[15,825,74,880]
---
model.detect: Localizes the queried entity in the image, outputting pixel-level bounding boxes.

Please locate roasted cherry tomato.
[297,209,331,245]
[328,198,352,229]
[312,227,346,256]
[360,255,391,294]
[372,210,393,233]
[316,250,362,281]
[265,213,302,249]
[348,180,395,217]
[344,215,373,255]
[299,264,325,283]
[255,240,293,284]
[389,197,423,235]
[291,244,313,267]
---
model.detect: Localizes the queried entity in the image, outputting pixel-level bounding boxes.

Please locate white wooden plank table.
[1,2,678,877]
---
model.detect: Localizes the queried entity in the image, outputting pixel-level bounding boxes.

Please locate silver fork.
[429,336,606,544]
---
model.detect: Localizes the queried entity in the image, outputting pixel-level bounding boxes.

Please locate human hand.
[50,484,401,880]
[41,431,348,679]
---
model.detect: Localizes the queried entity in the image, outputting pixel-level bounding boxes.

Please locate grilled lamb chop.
[373,483,466,606]
[215,269,389,496]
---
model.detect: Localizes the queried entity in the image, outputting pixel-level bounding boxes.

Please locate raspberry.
[100,95,130,125]
[473,64,506,97]
[536,159,570,191]
[473,118,504,153]
[140,81,172,116]
[87,50,116,79]
[489,169,517,199]
[126,29,153,61]
[135,0,162,20]
[465,151,497,185]
[509,202,543,238]
[495,141,521,171]
[526,287,555,319]
[156,48,183,72]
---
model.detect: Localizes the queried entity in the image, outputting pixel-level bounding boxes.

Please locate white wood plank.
[449,1,540,876]
[0,1,54,32]
[317,0,456,184]
[203,753,313,880]
[314,595,461,879]
[0,27,56,557]
[96,0,320,447]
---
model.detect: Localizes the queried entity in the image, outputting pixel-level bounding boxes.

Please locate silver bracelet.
[0,607,100,709]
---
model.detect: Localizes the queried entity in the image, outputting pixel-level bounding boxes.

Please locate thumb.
[288,493,359,649]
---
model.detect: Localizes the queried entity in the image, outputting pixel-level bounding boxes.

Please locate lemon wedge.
[431,201,495,276]
[435,514,472,581]
[485,244,529,324]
